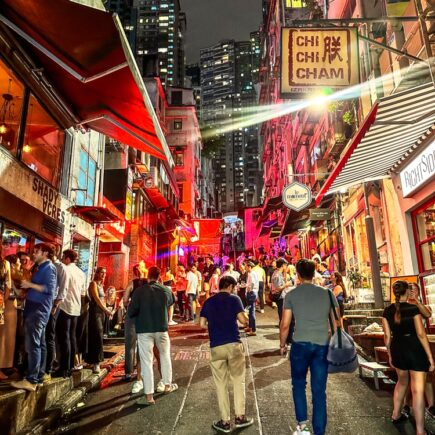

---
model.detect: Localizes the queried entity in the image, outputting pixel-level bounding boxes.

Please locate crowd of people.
[0,244,119,391]
[2,243,434,435]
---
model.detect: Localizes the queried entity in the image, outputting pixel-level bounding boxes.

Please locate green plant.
[342,110,354,125]
[347,268,364,289]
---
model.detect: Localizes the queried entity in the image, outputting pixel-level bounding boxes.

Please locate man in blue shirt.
[11,243,57,392]
[200,276,254,433]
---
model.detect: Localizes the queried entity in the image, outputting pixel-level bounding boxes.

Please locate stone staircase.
[343,304,384,336]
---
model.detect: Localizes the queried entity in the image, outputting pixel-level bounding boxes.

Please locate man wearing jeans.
[200,276,253,433]
[279,259,340,435]
[11,243,57,392]
[244,261,258,336]
[128,266,176,406]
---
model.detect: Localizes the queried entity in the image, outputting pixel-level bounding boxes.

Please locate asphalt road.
[51,307,434,435]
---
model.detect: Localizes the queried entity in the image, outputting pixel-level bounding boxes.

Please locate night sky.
[181,0,262,64]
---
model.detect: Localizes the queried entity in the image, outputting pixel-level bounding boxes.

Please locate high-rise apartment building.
[106,0,185,87]
[105,0,138,52]
[200,39,261,213]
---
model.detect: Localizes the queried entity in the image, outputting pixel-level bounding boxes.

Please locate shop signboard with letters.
[309,208,330,221]
[281,27,360,99]
[399,140,435,197]
[282,181,312,212]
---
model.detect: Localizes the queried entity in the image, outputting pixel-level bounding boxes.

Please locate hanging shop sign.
[282,181,312,212]
[281,27,360,99]
[399,140,435,197]
[309,208,330,221]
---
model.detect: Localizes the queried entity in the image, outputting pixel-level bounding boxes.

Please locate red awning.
[0,0,167,159]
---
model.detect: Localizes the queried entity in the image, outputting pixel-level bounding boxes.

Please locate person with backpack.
[280,259,340,435]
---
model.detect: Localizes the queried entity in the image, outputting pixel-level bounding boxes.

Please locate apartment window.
[172,91,183,105]
[76,148,97,206]
[174,119,183,130]
[174,150,184,167]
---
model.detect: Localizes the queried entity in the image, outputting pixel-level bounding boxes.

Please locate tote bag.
[327,290,359,374]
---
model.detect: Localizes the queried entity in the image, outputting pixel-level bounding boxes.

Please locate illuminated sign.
[399,140,435,197]
[285,0,306,7]
[282,181,312,212]
[281,27,359,98]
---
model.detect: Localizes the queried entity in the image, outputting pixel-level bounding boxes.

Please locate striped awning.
[316,83,435,205]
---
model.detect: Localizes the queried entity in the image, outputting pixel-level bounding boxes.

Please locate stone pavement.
[51,307,434,435]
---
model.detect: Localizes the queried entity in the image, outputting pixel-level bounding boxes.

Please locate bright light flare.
[202,60,432,138]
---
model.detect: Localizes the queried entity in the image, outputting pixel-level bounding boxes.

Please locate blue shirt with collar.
[24,260,57,320]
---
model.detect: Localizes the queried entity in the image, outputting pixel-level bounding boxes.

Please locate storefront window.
[21,93,65,187]
[1,227,30,257]
[415,199,435,272]
[0,59,25,155]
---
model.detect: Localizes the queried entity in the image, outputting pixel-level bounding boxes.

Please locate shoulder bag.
[327,290,359,374]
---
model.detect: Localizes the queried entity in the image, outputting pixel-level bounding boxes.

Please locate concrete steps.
[0,370,91,434]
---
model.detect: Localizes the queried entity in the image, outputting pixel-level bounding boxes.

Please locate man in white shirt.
[245,261,259,336]
[55,249,86,377]
[221,263,240,283]
[185,265,199,321]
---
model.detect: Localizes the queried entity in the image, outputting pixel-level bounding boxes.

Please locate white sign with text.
[400,140,435,197]
[282,181,312,212]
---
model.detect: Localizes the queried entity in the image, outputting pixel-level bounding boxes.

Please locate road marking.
[244,336,264,435]
[174,350,210,361]
[171,342,205,435]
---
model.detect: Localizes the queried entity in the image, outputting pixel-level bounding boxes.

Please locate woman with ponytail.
[382,280,434,435]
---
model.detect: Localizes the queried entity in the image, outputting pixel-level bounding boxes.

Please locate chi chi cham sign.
[281,27,359,98]
[282,182,312,212]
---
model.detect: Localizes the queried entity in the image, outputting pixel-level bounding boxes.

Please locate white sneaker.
[168,320,178,326]
[260,309,265,313]
[156,379,165,393]
[131,380,143,394]
[271,302,277,308]
[293,425,311,435]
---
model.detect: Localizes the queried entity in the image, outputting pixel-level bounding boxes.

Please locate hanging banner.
[281,27,360,99]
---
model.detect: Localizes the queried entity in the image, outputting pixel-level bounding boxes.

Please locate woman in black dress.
[382,280,434,435]
[85,267,111,373]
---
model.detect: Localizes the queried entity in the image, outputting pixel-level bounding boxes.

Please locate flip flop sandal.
[164,383,178,394]
[137,397,155,406]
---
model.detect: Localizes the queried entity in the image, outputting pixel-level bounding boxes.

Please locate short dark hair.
[296,259,316,280]
[320,261,328,268]
[34,243,55,259]
[63,249,78,263]
[224,264,231,271]
[148,266,160,281]
[219,275,237,290]
[17,251,30,259]
[276,258,288,269]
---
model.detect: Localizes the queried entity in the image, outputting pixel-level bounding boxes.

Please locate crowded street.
[0,0,435,434]
[48,308,435,435]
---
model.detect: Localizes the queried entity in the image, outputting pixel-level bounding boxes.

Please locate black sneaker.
[212,420,231,433]
[391,414,407,425]
[235,415,254,429]
[401,405,411,419]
